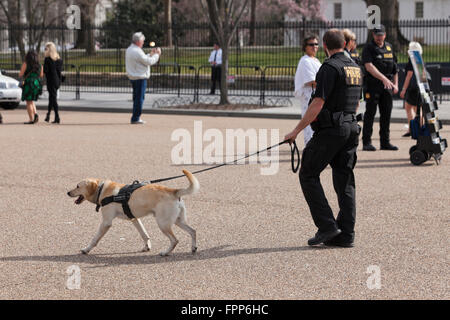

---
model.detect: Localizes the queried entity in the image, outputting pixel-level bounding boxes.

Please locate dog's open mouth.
[75,195,84,204]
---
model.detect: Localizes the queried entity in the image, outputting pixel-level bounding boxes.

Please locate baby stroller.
[408,50,447,165]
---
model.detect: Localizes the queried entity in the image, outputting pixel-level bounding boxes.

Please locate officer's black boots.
[308,229,342,246]
[323,235,355,248]
[363,142,398,151]
[363,144,376,151]
[380,142,399,150]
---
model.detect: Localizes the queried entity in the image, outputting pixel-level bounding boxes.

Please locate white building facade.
[322,0,450,21]
[284,0,450,46]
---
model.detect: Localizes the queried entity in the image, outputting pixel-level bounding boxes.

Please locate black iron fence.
[1,19,449,103]
[1,19,449,67]
[1,62,449,104]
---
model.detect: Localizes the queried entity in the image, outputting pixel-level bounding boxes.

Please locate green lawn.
[1,45,448,76]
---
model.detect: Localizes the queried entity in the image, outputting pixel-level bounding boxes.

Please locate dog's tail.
[175,170,200,197]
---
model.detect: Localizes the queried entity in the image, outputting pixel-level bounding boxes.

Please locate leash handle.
[290,140,301,173]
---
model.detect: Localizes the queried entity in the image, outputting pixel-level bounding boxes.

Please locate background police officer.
[361,25,399,151]
[343,29,361,66]
[284,29,362,247]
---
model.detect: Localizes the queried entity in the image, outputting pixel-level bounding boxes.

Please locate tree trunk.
[75,1,96,55]
[164,0,173,47]
[249,0,256,46]
[5,0,26,60]
[364,0,408,51]
[219,45,230,105]
[208,0,219,45]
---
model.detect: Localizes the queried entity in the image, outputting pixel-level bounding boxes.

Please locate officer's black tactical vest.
[368,41,396,79]
[322,53,362,114]
[345,48,361,66]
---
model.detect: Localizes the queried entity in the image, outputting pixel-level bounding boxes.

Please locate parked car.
[0,70,21,109]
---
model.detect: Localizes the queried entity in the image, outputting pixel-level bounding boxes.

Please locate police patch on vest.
[343,66,362,86]
[384,53,393,59]
[386,46,392,51]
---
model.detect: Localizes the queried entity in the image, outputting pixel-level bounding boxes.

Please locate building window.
[415,2,424,19]
[334,3,342,20]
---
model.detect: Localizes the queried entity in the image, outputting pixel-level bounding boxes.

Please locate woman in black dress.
[43,42,63,124]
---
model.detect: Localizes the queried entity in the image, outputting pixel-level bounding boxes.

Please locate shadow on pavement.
[356,162,433,169]
[0,122,131,126]
[0,244,331,267]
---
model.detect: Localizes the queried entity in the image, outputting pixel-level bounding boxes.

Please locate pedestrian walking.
[285,29,362,247]
[294,35,321,145]
[125,32,161,124]
[19,50,43,124]
[43,42,63,124]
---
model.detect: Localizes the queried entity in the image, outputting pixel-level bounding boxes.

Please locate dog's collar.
[95,182,105,212]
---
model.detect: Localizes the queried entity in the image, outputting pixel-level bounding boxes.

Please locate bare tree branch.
[228,0,249,44]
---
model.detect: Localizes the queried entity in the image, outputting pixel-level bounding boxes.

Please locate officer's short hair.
[302,34,319,52]
[132,32,145,44]
[323,29,345,50]
[342,29,356,44]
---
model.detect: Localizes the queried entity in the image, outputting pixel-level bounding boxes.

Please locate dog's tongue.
[75,196,83,204]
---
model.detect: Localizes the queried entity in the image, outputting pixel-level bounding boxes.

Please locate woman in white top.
[294,35,321,145]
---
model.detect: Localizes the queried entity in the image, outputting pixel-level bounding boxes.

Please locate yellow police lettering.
[383,53,393,59]
[344,66,362,85]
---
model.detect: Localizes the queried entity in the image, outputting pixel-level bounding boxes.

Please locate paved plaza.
[0,109,449,299]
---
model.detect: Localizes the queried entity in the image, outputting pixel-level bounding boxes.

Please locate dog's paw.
[192,247,198,254]
[80,249,89,255]
[159,252,170,257]
[141,246,151,252]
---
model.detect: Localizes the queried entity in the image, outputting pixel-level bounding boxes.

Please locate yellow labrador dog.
[67,170,199,256]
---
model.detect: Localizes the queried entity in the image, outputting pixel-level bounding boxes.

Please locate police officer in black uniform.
[343,29,361,66]
[361,25,399,151]
[285,29,362,247]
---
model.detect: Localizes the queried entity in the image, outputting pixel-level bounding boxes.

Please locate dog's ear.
[86,179,99,197]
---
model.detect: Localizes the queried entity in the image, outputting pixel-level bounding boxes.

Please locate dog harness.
[95,180,148,219]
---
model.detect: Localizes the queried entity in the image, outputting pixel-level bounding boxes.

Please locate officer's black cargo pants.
[362,88,393,146]
[299,120,360,242]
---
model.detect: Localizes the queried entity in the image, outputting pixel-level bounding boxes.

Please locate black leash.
[290,140,300,173]
[147,139,301,184]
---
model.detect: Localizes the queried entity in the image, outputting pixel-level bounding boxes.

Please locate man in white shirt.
[294,35,321,144]
[208,43,222,94]
[125,32,161,124]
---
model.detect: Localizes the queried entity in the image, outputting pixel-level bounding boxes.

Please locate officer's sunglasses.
[307,43,319,47]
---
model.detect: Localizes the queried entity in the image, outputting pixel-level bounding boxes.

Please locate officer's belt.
[96,181,148,219]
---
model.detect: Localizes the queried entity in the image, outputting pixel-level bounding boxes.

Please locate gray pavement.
[0,110,449,299]
[30,90,450,123]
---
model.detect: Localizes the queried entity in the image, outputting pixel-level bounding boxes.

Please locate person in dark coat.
[43,42,63,124]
